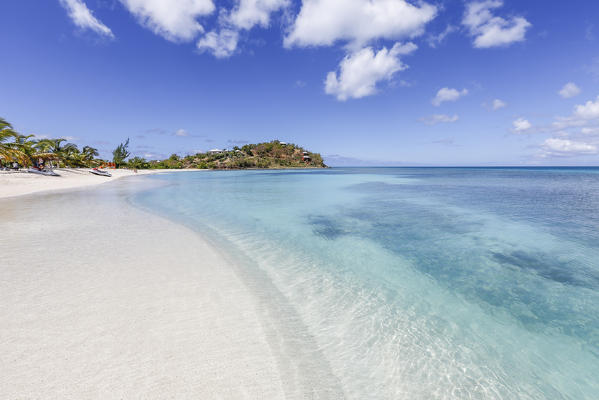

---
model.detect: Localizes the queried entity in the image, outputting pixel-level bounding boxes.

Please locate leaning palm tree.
[62,143,85,167]
[0,119,16,163]
[45,138,79,167]
[50,138,67,153]
[81,145,99,167]
[34,138,55,154]
[0,117,12,132]
[0,118,30,166]
[12,134,38,166]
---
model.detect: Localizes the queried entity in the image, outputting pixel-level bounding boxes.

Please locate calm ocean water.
[133,167,599,399]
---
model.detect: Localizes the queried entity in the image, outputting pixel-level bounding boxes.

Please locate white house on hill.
[208,149,226,154]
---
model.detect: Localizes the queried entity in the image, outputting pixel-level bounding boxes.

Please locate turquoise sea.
[133,167,599,399]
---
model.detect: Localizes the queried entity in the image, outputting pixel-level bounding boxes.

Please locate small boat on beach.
[27,167,60,176]
[89,168,112,177]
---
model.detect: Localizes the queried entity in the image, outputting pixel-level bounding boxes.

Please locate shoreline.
[0,167,328,200]
[0,168,201,200]
[0,178,287,398]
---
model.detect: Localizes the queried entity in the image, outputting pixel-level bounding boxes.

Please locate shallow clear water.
[133,168,599,399]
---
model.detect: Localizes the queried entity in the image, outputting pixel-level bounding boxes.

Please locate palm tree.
[0,118,30,166]
[0,118,16,163]
[56,143,81,167]
[51,138,65,152]
[81,145,99,167]
[31,137,79,167]
[32,139,60,168]
[14,134,36,155]
[42,138,80,167]
[34,138,55,154]
[1,118,103,168]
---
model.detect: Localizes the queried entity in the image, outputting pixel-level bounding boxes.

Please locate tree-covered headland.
[1,118,326,169]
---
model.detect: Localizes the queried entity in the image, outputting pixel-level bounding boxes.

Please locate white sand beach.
[0,168,192,199]
[0,177,287,398]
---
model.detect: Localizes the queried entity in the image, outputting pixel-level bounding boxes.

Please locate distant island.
[1,117,326,170]
[134,141,327,170]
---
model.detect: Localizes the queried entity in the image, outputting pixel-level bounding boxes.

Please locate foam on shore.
[0,178,286,398]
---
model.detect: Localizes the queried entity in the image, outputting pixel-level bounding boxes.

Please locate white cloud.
[59,0,114,38]
[431,87,468,106]
[541,138,597,157]
[175,129,189,137]
[513,117,532,132]
[325,42,416,101]
[574,96,599,119]
[228,0,289,30]
[462,0,531,48]
[119,0,215,42]
[420,114,459,125]
[492,98,506,110]
[552,116,587,130]
[285,0,437,49]
[427,25,456,48]
[197,0,288,58]
[197,29,239,58]
[559,82,581,99]
[549,95,599,131]
[582,127,599,135]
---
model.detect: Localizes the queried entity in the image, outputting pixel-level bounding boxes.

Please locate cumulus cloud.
[559,82,581,99]
[63,0,287,55]
[462,0,531,48]
[197,0,288,57]
[285,0,437,49]
[228,0,289,30]
[59,0,114,38]
[492,98,506,110]
[118,0,215,42]
[175,129,189,137]
[541,138,597,157]
[513,117,532,132]
[549,95,599,131]
[574,96,599,119]
[197,29,239,58]
[431,87,468,106]
[524,96,599,160]
[325,42,416,101]
[420,114,459,125]
[534,96,599,158]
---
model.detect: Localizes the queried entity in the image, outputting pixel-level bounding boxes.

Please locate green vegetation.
[142,141,327,169]
[0,117,101,168]
[1,117,326,170]
[112,138,130,168]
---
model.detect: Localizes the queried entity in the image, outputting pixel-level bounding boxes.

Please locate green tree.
[61,143,82,166]
[128,156,149,169]
[81,146,99,167]
[36,138,79,167]
[12,134,37,166]
[0,118,29,165]
[112,138,130,168]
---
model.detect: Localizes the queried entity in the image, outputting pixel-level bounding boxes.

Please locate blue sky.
[1,0,599,165]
